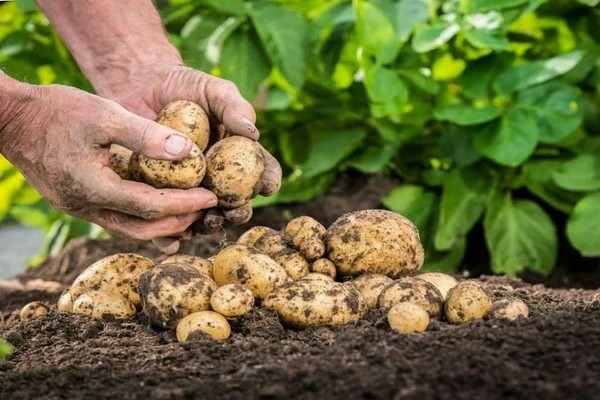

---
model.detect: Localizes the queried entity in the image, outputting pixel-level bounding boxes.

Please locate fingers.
[258,145,283,196]
[223,202,253,225]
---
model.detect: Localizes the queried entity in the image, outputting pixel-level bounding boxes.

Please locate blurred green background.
[0,0,599,276]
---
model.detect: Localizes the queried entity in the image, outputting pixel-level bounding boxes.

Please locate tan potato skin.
[253,232,290,258]
[262,279,367,328]
[272,249,311,281]
[108,144,132,180]
[310,258,337,280]
[57,289,74,313]
[160,255,214,280]
[299,273,334,282]
[377,278,444,319]
[237,226,276,247]
[387,302,430,334]
[19,302,49,321]
[213,244,288,299]
[285,217,326,261]
[486,298,529,321]
[325,210,424,278]
[445,281,493,324]
[129,144,206,189]
[157,100,210,151]
[210,284,255,317]
[352,274,393,309]
[71,253,155,308]
[176,311,231,343]
[72,290,136,320]
[417,272,458,300]
[139,264,218,328]
[0,310,4,329]
[203,136,265,208]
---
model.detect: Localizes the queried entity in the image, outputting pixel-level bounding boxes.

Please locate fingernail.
[207,196,218,208]
[240,117,258,137]
[164,134,188,156]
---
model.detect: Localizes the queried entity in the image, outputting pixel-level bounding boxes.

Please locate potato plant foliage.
[0,0,599,275]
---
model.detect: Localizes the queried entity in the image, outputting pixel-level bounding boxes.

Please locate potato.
[212,244,287,299]
[262,278,367,328]
[352,274,393,309]
[0,310,4,329]
[19,302,49,321]
[72,290,136,320]
[253,232,290,257]
[387,302,430,334]
[109,144,132,180]
[210,284,254,317]
[57,288,73,312]
[237,226,276,247]
[139,264,217,328]
[203,136,265,208]
[417,272,458,300]
[129,143,206,189]
[157,100,210,151]
[285,216,326,261]
[486,298,529,321]
[311,258,336,280]
[325,210,424,278]
[377,278,444,319]
[299,273,334,282]
[445,281,493,324]
[176,311,231,343]
[71,253,155,308]
[272,249,310,281]
[160,255,213,279]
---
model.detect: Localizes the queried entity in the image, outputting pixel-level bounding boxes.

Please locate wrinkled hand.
[1,84,219,241]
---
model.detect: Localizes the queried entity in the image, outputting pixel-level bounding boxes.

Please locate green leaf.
[458,54,511,99]
[423,238,466,273]
[434,104,502,125]
[398,69,441,95]
[494,50,585,95]
[201,0,246,15]
[412,22,460,53]
[522,159,582,213]
[355,0,398,64]
[474,108,540,167]
[567,192,600,257]
[365,66,409,103]
[462,0,529,12]
[576,0,600,6]
[553,154,600,192]
[249,2,308,88]
[345,143,398,174]
[301,129,368,177]
[0,171,25,222]
[435,165,498,251]
[0,339,13,361]
[463,27,509,51]
[391,0,430,43]
[382,185,438,233]
[252,173,335,207]
[180,15,226,71]
[484,193,557,276]
[438,127,482,167]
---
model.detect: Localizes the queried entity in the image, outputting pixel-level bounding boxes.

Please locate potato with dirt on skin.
[108,144,132,180]
[157,100,210,151]
[252,231,290,257]
[71,253,155,308]
[285,216,327,261]
[160,255,213,279]
[486,298,529,321]
[0,310,4,328]
[351,274,393,309]
[299,273,334,282]
[237,226,276,247]
[19,302,50,321]
[325,210,424,279]
[210,284,254,317]
[213,244,287,299]
[176,311,231,343]
[203,136,265,208]
[57,288,74,312]
[445,281,493,324]
[377,277,444,319]
[73,290,136,320]
[262,278,367,328]
[417,272,458,300]
[311,258,336,280]
[139,264,217,328]
[272,249,311,281]
[387,302,430,334]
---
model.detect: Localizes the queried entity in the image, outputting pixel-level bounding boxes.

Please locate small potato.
[377,278,444,319]
[325,210,424,278]
[139,264,217,328]
[237,226,276,247]
[157,100,210,151]
[73,290,136,320]
[445,281,493,324]
[203,136,265,208]
[311,258,336,280]
[486,298,529,321]
[160,255,213,279]
[272,249,310,281]
[212,244,287,299]
[176,311,231,343]
[417,272,458,300]
[262,278,367,328]
[19,302,49,321]
[108,144,132,180]
[71,253,155,308]
[387,302,430,334]
[210,284,254,317]
[253,232,290,258]
[285,216,326,261]
[57,288,74,312]
[299,273,334,282]
[352,274,393,309]
[129,144,206,189]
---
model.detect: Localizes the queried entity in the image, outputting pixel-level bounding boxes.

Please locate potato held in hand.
[157,100,210,151]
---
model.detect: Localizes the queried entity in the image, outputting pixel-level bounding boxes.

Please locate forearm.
[36,0,182,99]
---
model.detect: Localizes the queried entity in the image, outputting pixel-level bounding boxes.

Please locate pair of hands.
[2,65,281,242]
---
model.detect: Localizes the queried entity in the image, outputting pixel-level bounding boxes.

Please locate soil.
[1,173,600,400]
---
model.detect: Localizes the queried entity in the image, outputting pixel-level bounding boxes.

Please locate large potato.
[71,253,155,308]
[203,136,265,208]
[176,311,231,343]
[72,290,136,320]
[160,255,213,279]
[237,226,276,247]
[351,274,393,309]
[285,216,326,261]
[157,100,210,151]
[139,264,217,328]
[325,210,424,278]
[377,277,444,319]
[417,272,458,300]
[445,281,493,324]
[262,278,367,328]
[212,244,287,299]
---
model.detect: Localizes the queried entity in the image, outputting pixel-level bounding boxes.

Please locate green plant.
[0,339,12,360]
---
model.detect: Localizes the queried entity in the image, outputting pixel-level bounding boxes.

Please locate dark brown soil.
[2,173,600,400]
